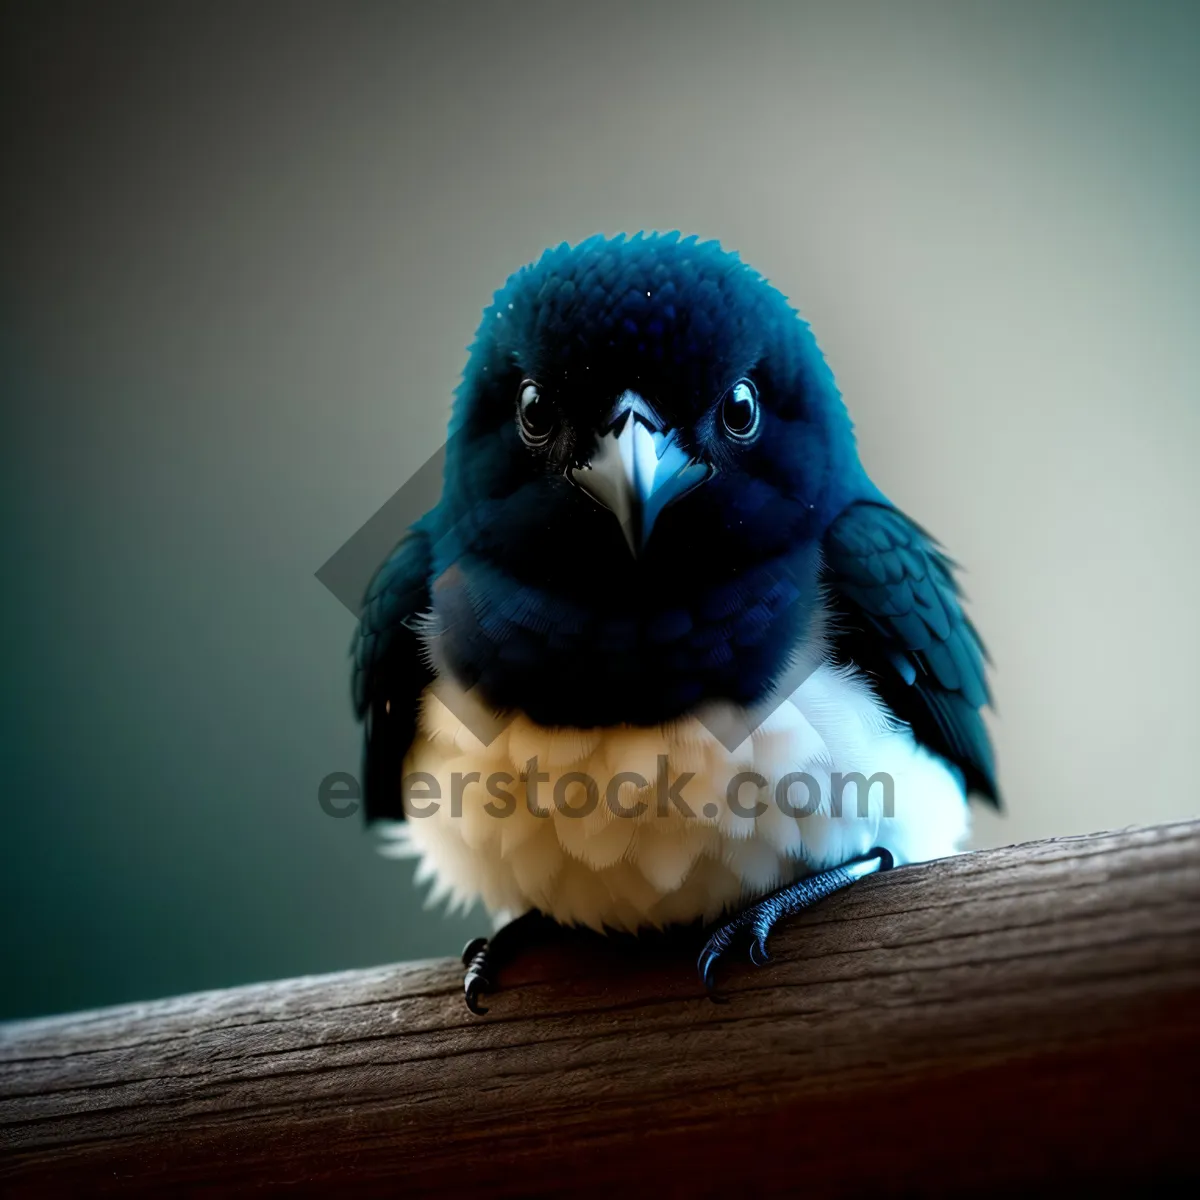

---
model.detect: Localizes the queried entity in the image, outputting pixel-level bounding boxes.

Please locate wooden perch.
[2,821,1199,1196]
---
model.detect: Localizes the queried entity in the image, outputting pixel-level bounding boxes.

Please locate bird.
[351,232,997,1013]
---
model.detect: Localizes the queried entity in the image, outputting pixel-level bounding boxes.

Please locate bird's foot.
[461,909,557,1015]
[697,848,894,994]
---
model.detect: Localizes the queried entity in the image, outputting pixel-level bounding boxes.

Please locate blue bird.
[352,233,997,1012]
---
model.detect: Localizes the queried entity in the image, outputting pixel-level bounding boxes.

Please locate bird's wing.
[821,500,999,805]
[352,528,434,821]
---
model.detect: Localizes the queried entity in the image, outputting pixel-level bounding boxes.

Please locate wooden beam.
[3,822,1199,1195]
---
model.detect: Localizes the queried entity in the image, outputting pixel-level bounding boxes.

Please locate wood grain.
[3,821,1199,1196]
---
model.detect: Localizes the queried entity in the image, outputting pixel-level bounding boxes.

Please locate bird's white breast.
[380,663,968,931]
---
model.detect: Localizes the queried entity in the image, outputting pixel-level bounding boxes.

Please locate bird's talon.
[458,911,554,1014]
[463,938,494,1014]
[696,853,889,990]
[697,930,738,994]
[464,976,490,1016]
[461,936,488,967]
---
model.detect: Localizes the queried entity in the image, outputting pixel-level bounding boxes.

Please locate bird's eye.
[516,379,556,447]
[721,379,760,441]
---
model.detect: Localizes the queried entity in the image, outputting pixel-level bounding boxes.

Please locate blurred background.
[2,0,1198,1020]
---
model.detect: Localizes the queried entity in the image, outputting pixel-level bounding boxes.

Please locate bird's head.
[428,233,873,727]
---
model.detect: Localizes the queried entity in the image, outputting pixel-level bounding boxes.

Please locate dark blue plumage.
[823,503,997,801]
[353,528,433,817]
[352,233,998,822]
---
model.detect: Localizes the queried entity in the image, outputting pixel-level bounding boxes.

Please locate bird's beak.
[568,391,712,556]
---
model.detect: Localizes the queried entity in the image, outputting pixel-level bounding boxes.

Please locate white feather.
[383,660,969,932]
